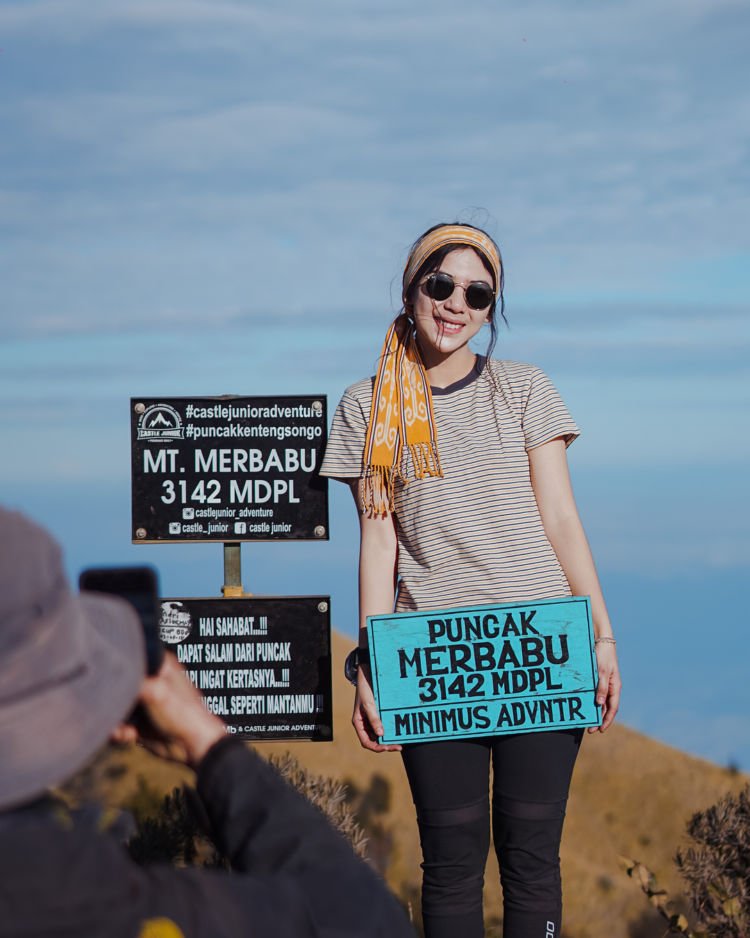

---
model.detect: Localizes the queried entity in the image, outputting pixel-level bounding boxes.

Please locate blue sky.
[1,0,748,768]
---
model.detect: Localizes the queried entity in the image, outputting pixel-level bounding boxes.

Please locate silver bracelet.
[594,637,616,645]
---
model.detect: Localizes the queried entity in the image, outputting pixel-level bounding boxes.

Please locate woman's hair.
[402,222,507,361]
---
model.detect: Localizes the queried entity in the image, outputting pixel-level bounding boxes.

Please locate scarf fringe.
[361,466,395,517]
[362,442,442,517]
[409,440,442,481]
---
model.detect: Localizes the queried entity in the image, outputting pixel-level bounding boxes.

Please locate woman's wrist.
[345,645,370,686]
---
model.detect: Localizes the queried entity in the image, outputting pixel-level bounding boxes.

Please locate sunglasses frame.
[421,271,495,311]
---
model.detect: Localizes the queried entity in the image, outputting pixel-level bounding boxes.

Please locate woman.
[320,223,621,938]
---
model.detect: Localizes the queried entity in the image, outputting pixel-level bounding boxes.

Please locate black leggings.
[401,729,583,938]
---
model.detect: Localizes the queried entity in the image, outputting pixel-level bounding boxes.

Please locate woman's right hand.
[352,664,402,752]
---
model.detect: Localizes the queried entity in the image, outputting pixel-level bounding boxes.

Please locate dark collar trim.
[431,355,486,396]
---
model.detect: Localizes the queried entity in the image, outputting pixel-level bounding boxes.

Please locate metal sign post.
[222,542,244,598]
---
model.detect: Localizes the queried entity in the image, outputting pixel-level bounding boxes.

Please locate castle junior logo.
[159,601,193,644]
[137,404,184,442]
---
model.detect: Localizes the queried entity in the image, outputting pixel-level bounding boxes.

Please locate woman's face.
[410,247,493,366]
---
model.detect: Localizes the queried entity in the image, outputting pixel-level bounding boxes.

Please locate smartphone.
[79,565,164,676]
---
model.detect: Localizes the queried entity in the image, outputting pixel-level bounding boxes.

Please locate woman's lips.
[435,316,463,335]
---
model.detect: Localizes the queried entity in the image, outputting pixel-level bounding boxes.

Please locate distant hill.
[86,629,747,938]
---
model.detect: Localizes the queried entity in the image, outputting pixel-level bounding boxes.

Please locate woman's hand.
[588,642,621,733]
[352,664,402,752]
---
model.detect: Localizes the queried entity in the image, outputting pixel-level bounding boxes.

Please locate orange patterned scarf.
[361,314,441,515]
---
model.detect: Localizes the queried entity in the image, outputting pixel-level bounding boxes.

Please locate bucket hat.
[0,507,145,810]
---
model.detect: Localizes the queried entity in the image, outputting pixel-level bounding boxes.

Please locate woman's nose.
[444,284,469,314]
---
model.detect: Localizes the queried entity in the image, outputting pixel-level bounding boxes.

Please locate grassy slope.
[91,629,746,938]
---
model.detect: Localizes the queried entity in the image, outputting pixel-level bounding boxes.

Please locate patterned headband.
[402,225,502,303]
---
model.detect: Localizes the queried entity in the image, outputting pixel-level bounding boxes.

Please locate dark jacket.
[0,738,414,937]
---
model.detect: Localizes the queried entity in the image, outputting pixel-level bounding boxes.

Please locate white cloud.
[0,0,276,35]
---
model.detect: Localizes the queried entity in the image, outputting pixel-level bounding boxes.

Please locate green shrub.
[674,785,750,937]
[622,783,750,937]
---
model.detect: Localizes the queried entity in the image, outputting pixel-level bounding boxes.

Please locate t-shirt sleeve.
[319,390,368,480]
[522,367,580,450]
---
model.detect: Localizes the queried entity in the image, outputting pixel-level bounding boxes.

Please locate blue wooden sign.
[367,596,601,744]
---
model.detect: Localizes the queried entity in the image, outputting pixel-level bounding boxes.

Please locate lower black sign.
[159,596,332,741]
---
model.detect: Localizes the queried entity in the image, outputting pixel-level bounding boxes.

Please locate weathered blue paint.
[367,596,601,744]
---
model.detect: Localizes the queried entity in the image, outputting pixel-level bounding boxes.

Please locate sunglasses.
[422,271,495,311]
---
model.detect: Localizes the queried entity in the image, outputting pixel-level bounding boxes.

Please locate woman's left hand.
[589,642,621,733]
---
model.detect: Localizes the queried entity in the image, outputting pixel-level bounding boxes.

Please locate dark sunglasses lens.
[425,272,454,301]
[465,283,493,310]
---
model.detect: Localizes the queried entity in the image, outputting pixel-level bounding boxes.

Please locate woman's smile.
[434,316,465,335]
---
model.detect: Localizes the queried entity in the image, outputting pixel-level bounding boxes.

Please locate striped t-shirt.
[319,356,580,612]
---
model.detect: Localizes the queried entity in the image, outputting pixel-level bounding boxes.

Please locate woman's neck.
[421,347,477,390]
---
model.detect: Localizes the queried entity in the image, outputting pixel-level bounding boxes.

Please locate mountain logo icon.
[136,403,185,442]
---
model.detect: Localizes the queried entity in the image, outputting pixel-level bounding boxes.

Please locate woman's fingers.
[588,646,622,734]
[601,671,622,731]
[596,669,609,709]
[352,709,382,750]
[352,698,386,751]
[361,691,384,737]
[352,687,402,752]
